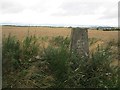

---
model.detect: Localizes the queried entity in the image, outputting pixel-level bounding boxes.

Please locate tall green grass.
[3,34,21,71]
[22,35,39,64]
[3,34,40,70]
[2,34,119,88]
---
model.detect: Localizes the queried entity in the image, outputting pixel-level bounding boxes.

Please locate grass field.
[2,26,119,67]
[2,26,118,42]
[2,26,118,57]
[2,26,119,88]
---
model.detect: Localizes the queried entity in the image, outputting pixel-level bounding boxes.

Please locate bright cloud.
[0,0,119,26]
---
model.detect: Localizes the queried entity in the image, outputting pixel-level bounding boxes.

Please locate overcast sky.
[0,0,119,26]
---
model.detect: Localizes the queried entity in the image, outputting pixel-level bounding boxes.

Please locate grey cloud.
[52,1,107,16]
[0,0,25,14]
[100,13,117,20]
[29,4,48,13]
[99,6,117,20]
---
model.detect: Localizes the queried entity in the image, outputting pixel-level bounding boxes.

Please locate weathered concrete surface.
[70,28,89,59]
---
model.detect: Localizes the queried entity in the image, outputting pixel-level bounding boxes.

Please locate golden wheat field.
[2,26,118,66]
[2,26,119,88]
[2,26,118,42]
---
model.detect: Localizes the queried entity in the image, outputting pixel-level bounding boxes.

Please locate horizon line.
[0,23,117,27]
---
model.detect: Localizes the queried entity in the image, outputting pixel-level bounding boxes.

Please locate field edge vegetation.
[2,34,119,88]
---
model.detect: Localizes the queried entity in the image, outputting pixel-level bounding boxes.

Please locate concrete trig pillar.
[70,27,89,59]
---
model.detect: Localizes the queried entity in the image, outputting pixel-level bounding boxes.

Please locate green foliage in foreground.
[2,34,119,88]
[66,45,118,88]
[3,34,21,70]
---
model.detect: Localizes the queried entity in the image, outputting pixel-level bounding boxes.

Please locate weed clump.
[2,34,119,88]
